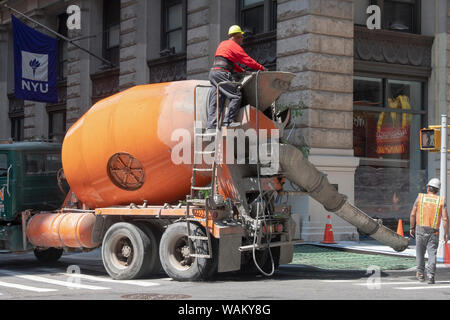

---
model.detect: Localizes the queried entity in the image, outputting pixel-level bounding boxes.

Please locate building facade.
[0,0,448,240]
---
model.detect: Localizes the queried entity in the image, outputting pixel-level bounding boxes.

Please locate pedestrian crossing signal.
[420,128,441,151]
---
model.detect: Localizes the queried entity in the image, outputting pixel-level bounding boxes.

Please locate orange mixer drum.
[62,81,211,209]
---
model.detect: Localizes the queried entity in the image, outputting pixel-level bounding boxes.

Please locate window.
[357,0,420,33]
[48,110,66,142]
[25,153,61,175]
[382,0,418,33]
[103,0,120,67]
[25,154,45,175]
[354,0,371,26]
[8,94,24,142]
[45,153,62,173]
[11,117,24,142]
[353,76,426,221]
[161,0,186,55]
[353,76,424,162]
[238,0,276,36]
[57,13,68,80]
[0,154,7,177]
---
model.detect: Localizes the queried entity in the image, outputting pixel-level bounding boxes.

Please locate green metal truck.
[0,141,66,253]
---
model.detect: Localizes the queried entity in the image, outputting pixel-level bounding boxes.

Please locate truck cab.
[0,141,65,251]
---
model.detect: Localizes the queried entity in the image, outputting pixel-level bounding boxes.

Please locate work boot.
[416,272,425,282]
[226,122,241,128]
[427,276,435,284]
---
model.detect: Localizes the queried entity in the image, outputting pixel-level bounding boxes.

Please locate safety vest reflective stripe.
[432,196,441,229]
[419,193,424,226]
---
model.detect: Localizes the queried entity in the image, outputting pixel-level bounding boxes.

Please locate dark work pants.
[416,226,439,277]
[207,69,242,129]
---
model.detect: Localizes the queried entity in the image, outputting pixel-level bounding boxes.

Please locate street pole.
[438,114,447,262]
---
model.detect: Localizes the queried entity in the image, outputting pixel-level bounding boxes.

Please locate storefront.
[353,23,433,226]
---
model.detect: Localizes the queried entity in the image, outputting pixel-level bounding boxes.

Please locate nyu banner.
[12,15,58,103]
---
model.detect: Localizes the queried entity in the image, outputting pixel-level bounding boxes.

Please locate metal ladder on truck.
[185,81,241,259]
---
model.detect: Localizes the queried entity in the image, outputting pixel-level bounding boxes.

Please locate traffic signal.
[420,128,441,151]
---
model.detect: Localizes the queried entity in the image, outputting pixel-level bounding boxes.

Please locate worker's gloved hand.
[410,228,415,238]
[263,67,268,72]
[445,233,448,243]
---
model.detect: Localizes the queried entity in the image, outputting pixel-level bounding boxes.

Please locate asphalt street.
[1,248,450,301]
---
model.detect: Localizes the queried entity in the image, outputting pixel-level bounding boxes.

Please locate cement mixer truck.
[1,71,409,281]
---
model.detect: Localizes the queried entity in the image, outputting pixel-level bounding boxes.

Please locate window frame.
[236,0,277,36]
[24,153,45,175]
[353,73,426,116]
[355,0,421,34]
[57,12,69,81]
[47,108,67,142]
[0,153,8,177]
[160,0,187,55]
[10,117,24,143]
[24,152,62,176]
[103,0,121,67]
[353,73,427,168]
[8,94,24,142]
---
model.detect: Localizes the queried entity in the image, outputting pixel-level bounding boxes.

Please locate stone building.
[0,0,448,240]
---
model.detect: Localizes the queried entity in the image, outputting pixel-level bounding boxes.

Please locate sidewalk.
[304,238,448,264]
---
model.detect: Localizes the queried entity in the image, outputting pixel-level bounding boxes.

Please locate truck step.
[186,217,207,222]
[193,168,213,172]
[191,186,213,191]
[186,198,207,205]
[194,150,215,154]
[188,235,209,240]
[189,254,211,258]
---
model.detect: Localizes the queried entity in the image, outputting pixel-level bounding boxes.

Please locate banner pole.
[4,3,115,68]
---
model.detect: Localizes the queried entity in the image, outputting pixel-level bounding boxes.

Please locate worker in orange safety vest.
[410,178,449,284]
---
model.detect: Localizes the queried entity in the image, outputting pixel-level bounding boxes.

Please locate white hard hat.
[427,178,441,190]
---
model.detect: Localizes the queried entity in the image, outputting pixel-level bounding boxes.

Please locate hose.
[252,70,275,276]
[278,143,409,252]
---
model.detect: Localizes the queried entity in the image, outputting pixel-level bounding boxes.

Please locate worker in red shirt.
[207,25,266,129]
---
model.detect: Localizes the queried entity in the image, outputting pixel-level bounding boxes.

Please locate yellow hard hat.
[228,25,244,36]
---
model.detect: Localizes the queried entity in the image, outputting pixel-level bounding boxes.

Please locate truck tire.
[159,222,217,281]
[131,221,163,276]
[102,222,155,280]
[34,247,63,263]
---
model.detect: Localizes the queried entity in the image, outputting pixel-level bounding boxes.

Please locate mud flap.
[218,234,242,273]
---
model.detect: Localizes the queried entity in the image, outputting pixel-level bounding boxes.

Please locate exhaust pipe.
[279,144,409,252]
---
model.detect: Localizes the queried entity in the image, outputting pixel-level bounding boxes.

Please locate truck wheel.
[102,222,155,280]
[34,247,63,263]
[159,222,217,281]
[132,222,163,276]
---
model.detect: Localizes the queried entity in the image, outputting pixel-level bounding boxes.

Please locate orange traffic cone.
[321,215,336,244]
[444,243,450,267]
[396,219,404,237]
